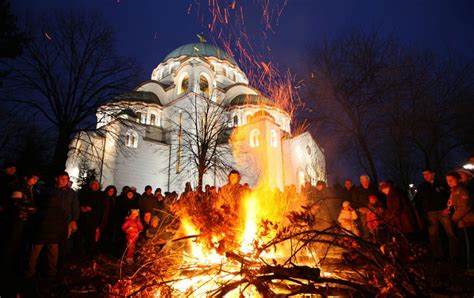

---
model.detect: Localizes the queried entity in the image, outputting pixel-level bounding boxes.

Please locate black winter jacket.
[31,194,68,244]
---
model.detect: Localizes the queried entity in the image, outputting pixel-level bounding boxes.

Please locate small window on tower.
[250,129,260,148]
[136,112,141,123]
[199,75,210,97]
[233,115,239,127]
[150,114,156,126]
[179,75,189,95]
[270,130,278,148]
[125,130,138,148]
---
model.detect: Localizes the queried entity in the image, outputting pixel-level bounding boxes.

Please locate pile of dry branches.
[97,198,431,297]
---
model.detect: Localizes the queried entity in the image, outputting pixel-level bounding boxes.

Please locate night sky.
[11,0,474,79]
[10,0,474,183]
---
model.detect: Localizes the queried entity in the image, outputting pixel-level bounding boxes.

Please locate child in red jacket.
[122,209,143,264]
[360,194,384,240]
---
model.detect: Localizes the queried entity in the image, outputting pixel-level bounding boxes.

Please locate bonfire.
[104,169,428,297]
[100,4,428,295]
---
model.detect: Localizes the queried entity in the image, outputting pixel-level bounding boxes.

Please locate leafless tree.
[306,31,404,183]
[0,11,142,174]
[306,31,474,185]
[168,93,234,191]
[402,54,474,173]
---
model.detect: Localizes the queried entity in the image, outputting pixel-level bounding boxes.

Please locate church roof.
[164,43,237,66]
[112,91,162,105]
[229,94,274,107]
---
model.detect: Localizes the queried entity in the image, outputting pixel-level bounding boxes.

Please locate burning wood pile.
[104,180,429,297]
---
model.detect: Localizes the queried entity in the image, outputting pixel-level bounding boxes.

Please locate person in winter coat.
[100,185,117,250]
[0,162,17,254]
[0,162,17,215]
[138,185,157,226]
[118,190,139,224]
[380,182,419,238]
[121,209,143,264]
[359,194,384,240]
[343,179,357,203]
[457,168,474,199]
[50,171,79,273]
[153,188,166,216]
[1,173,40,273]
[353,175,381,238]
[145,216,160,240]
[26,188,68,279]
[77,180,105,258]
[215,171,244,213]
[444,171,473,268]
[338,201,360,235]
[444,171,472,226]
[414,168,454,258]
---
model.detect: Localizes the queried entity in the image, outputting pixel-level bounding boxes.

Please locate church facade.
[65,43,326,192]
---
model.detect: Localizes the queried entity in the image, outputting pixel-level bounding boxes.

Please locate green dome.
[164,43,237,65]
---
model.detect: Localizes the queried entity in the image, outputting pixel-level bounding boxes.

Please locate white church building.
[65,43,325,192]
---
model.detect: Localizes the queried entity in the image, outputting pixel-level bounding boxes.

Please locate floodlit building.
[66,43,325,192]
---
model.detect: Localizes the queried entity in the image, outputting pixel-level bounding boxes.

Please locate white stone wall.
[282,131,326,190]
[112,123,170,192]
[66,47,326,193]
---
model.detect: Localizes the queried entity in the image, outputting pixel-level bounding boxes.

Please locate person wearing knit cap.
[338,201,360,236]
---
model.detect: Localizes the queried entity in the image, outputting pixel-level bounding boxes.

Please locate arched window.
[250,129,260,148]
[178,74,189,95]
[270,129,278,148]
[233,115,239,127]
[199,74,210,97]
[126,130,138,148]
[136,112,142,123]
[150,114,156,126]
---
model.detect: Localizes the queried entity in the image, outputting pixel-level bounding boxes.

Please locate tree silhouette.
[1,11,142,175]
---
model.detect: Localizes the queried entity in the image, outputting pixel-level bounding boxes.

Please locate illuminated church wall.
[66,43,325,192]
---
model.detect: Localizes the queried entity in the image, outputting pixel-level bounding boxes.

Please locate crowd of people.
[301,166,474,269]
[0,157,474,295]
